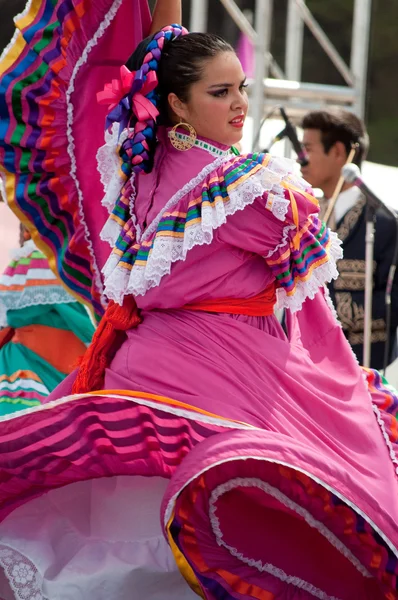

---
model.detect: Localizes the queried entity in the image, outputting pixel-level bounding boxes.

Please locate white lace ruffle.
[66,0,125,309]
[274,229,343,313]
[323,284,341,325]
[143,156,231,242]
[0,287,76,327]
[99,174,141,249]
[0,545,49,600]
[0,302,7,328]
[0,0,34,64]
[103,156,294,302]
[372,403,398,476]
[99,217,123,248]
[209,477,371,600]
[8,240,37,261]
[0,171,7,204]
[96,123,125,214]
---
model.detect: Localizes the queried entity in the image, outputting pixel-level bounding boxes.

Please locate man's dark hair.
[301,108,369,166]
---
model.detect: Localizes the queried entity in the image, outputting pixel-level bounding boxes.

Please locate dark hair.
[157,33,233,124]
[301,108,369,166]
[104,28,234,255]
[127,32,233,125]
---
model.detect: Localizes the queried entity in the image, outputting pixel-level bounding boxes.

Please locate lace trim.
[99,174,141,249]
[142,156,231,242]
[66,0,125,308]
[103,158,292,302]
[99,217,123,248]
[0,303,7,328]
[0,287,76,309]
[164,455,398,560]
[128,174,142,243]
[372,403,398,476]
[9,240,37,260]
[274,229,343,313]
[323,284,341,324]
[265,223,296,259]
[0,288,76,327]
[96,123,126,214]
[209,477,371,590]
[0,0,34,64]
[0,544,49,600]
[360,364,398,477]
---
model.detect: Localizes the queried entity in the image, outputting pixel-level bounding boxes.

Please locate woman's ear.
[168,92,188,122]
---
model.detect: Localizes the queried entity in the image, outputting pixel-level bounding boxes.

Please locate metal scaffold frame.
[190,0,372,149]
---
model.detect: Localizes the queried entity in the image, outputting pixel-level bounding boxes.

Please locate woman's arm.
[149,0,182,34]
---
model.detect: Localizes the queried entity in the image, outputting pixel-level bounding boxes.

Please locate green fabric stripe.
[10,21,59,146]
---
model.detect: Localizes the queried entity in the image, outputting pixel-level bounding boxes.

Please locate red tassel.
[72,295,141,394]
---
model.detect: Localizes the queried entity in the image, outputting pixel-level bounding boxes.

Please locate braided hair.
[102,25,187,240]
[120,25,187,178]
[100,27,233,240]
[105,26,234,179]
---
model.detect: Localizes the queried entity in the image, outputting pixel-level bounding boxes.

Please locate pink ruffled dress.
[0,2,397,598]
[0,129,396,600]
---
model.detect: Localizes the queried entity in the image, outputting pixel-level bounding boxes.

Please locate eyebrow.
[207,78,247,89]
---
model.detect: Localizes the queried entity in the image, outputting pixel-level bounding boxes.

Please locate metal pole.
[286,0,304,80]
[363,214,375,367]
[351,0,372,118]
[294,0,354,86]
[218,0,283,79]
[252,0,273,151]
[189,0,208,32]
[284,0,305,158]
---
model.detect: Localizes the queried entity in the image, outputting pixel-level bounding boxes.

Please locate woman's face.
[169,51,249,147]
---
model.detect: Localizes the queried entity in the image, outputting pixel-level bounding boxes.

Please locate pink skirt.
[0,293,397,600]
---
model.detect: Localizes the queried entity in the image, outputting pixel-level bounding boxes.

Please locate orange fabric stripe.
[182,284,277,317]
[390,414,398,442]
[286,182,319,207]
[90,389,255,428]
[172,502,276,600]
[12,324,86,374]
[0,278,58,292]
[0,370,42,384]
[287,188,301,250]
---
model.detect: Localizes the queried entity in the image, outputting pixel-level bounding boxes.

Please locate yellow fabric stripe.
[166,512,205,598]
[0,0,43,75]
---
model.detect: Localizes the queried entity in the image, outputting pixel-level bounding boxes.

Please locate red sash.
[182,283,277,317]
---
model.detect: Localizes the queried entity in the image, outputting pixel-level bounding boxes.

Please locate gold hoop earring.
[169,121,197,151]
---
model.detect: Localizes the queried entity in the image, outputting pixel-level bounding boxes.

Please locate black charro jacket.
[328,194,398,369]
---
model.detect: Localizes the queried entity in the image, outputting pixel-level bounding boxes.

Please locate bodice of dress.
[134,128,230,233]
[130,130,274,310]
[102,127,338,316]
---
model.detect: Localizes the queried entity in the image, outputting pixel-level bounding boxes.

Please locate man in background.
[301,108,398,369]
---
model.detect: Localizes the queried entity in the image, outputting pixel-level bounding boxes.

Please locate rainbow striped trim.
[268,214,342,311]
[0,247,75,324]
[0,370,49,414]
[102,152,341,312]
[0,0,150,321]
[0,0,103,318]
[363,367,398,475]
[166,459,397,598]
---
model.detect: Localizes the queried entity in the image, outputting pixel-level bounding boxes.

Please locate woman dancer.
[0,3,397,600]
[0,227,94,415]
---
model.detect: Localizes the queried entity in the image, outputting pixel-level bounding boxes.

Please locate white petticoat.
[0,477,196,600]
